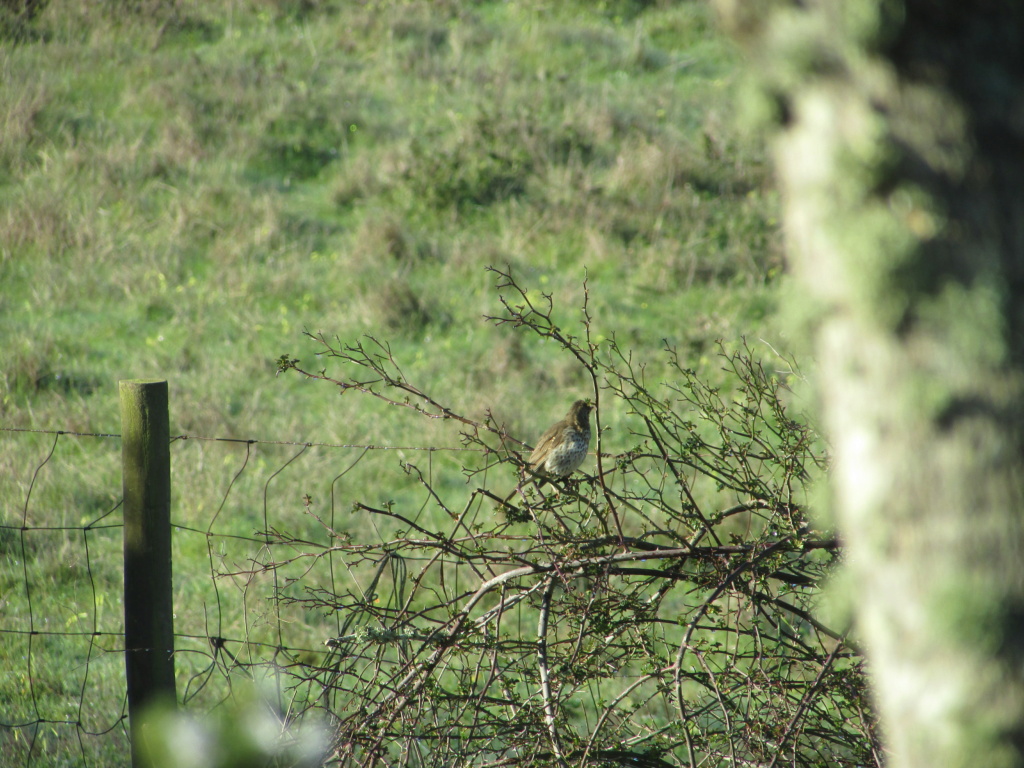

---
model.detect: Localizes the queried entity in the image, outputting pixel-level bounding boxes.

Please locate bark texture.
[719,1,1024,765]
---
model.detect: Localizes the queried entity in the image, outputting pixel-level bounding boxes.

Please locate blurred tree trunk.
[718,1,1024,766]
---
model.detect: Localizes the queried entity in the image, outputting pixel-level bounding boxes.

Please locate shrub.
[273,268,877,767]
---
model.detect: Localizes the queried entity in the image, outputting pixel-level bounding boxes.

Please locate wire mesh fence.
[3,427,128,765]
[1,338,880,768]
[0,423,457,768]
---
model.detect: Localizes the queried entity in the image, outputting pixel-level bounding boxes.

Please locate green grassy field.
[1,1,790,765]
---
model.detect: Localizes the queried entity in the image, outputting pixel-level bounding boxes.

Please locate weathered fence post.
[120,379,176,766]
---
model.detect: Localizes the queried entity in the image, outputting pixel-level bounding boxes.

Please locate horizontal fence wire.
[0,426,484,768]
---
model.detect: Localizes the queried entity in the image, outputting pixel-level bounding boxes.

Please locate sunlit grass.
[0,1,788,764]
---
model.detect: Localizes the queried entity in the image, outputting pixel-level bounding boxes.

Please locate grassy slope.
[0,1,784,764]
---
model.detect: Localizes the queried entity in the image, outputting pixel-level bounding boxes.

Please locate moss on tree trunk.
[720,1,1024,765]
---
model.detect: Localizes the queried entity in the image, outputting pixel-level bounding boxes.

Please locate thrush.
[504,399,592,502]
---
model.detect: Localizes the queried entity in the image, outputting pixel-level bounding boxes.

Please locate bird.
[504,399,592,503]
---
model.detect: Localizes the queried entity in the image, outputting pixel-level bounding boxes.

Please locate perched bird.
[505,399,592,502]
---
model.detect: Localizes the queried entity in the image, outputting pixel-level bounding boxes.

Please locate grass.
[0,1,788,765]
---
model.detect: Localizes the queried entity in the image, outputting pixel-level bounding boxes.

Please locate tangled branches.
[275,269,878,768]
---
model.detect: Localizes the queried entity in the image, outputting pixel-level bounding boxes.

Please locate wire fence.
[1,423,463,768]
[2,341,877,768]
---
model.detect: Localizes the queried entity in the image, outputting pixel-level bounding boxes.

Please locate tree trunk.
[719,1,1024,765]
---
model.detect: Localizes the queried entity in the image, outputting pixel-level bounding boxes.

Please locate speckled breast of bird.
[543,424,590,477]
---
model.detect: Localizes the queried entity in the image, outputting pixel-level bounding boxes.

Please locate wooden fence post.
[120,379,176,766]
